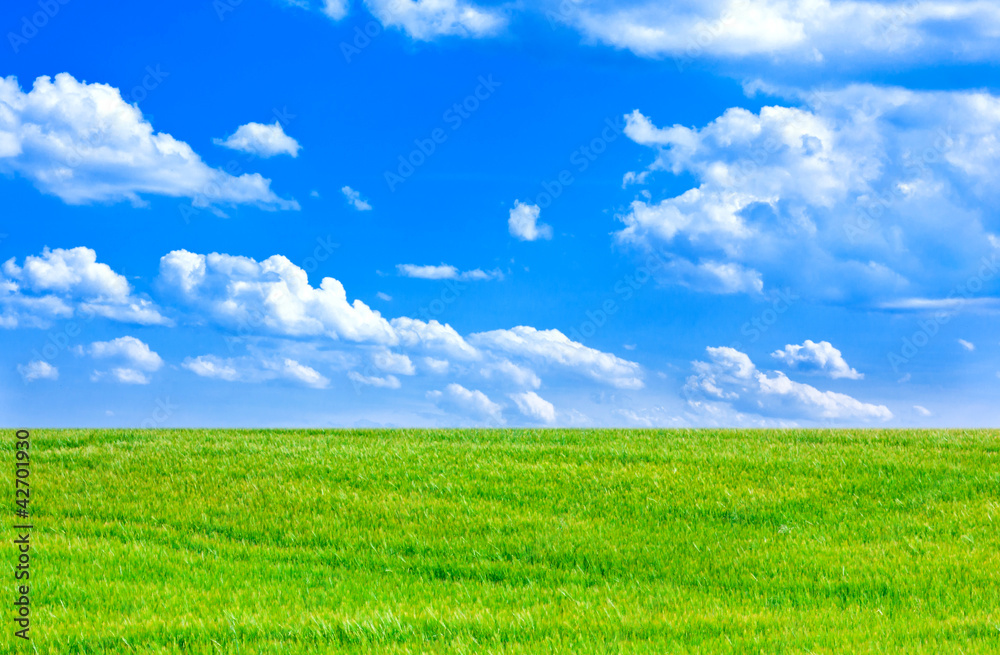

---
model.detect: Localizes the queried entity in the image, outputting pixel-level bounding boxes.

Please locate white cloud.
[17,360,57,383]
[1,247,168,328]
[958,339,975,351]
[0,74,297,210]
[372,348,415,375]
[396,263,503,281]
[348,370,402,388]
[422,356,449,373]
[469,326,643,389]
[771,340,863,379]
[92,367,152,385]
[182,354,330,388]
[376,292,392,301]
[563,0,1000,66]
[285,0,350,20]
[508,201,553,241]
[428,383,504,423]
[914,405,932,417]
[182,355,239,381]
[214,121,301,158]
[341,186,372,211]
[323,0,350,19]
[364,0,506,39]
[158,250,397,344]
[686,346,892,421]
[616,85,1000,301]
[480,360,541,389]
[82,336,163,385]
[85,336,164,372]
[390,317,481,360]
[281,358,330,388]
[509,391,556,424]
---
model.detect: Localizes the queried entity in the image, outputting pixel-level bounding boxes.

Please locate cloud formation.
[82,336,164,385]
[341,186,372,211]
[182,354,330,388]
[17,360,58,383]
[510,390,556,423]
[428,383,504,423]
[470,326,643,389]
[771,340,863,379]
[508,201,553,241]
[214,121,301,158]
[158,250,397,344]
[1,247,168,328]
[0,74,297,210]
[562,0,1000,67]
[396,263,502,281]
[365,0,506,39]
[686,346,891,421]
[617,84,1000,302]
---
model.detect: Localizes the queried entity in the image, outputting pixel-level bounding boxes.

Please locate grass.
[3,428,999,653]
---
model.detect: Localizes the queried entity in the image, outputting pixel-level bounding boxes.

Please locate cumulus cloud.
[81,336,164,385]
[396,263,503,281]
[214,121,301,158]
[422,356,449,374]
[1,247,168,328]
[0,74,297,210]
[510,391,556,424]
[958,339,976,351]
[685,346,892,421]
[371,348,415,375]
[469,326,643,389]
[158,250,397,344]
[508,201,553,241]
[365,0,506,39]
[914,405,932,417]
[17,360,57,383]
[771,340,863,379]
[390,317,480,360]
[348,370,402,388]
[152,248,644,405]
[562,0,1000,66]
[341,186,372,211]
[480,360,541,389]
[84,336,164,371]
[91,367,153,385]
[182,354,330,388]
[616,85,1000,301]
[428,383,504,423]
[282,0,350,20]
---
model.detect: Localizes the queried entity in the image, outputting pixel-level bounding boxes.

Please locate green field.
[5,429,999,653]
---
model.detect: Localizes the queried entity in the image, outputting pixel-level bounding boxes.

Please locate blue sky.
[2,0,999,427]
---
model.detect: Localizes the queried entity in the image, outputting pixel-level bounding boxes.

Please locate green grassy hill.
[6,429,999,653]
